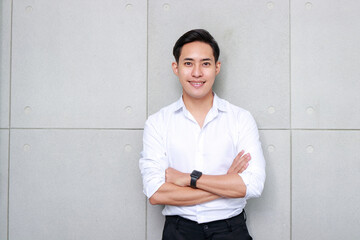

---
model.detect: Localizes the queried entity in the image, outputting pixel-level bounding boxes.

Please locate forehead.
[179,41,214,61]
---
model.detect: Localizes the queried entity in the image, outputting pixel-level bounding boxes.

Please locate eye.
[203,62,211,67]
[184,62,192,66]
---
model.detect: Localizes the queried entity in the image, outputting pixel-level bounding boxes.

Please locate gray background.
[1,0,360,239]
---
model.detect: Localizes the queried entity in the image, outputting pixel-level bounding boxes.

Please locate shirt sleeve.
[237,111,266,200]
[139,116,168,198]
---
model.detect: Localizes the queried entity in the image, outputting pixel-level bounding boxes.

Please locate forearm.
[196,173,247,198]
[165,153,249,199]
[149,182,221,206]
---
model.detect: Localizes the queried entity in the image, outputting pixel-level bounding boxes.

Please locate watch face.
[191,170,202,178]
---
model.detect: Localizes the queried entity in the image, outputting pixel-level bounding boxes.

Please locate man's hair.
[173,29,220,63]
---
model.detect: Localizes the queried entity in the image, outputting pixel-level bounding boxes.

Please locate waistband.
[165,210,246,230]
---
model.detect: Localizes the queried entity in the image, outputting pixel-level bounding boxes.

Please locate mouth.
[188,81,205,88]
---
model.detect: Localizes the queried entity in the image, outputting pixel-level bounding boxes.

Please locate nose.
[191,64,203,78]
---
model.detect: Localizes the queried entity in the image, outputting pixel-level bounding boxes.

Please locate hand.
[165,168,190,187]
[227,150,251,174]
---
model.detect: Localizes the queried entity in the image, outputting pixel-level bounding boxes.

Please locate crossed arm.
[149,150,251,206]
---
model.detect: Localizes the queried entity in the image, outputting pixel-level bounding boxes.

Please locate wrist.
[185,173,191,187]
[190,170,202,188]
[180,172,191,187]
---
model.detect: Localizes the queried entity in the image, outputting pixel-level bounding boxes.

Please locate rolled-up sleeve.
[237,111,266,200]
[139,117,168,198]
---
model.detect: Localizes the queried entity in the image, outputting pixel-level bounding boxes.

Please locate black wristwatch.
[190,170,202,188]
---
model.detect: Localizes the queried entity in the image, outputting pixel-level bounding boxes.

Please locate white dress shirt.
[139,93,266,223]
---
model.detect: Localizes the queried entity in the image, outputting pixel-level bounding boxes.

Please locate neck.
[182,92,214,115]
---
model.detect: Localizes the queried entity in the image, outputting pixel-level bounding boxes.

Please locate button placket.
[194,128,201,170]
[195,129,204,221]
[197,130,204,170]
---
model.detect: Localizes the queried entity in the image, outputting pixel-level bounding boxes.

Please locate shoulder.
[217,96,253,120]
[216,96,257,130]
[145,99,181,130]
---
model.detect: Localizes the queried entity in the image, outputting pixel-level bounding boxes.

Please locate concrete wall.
[1,0,359,239]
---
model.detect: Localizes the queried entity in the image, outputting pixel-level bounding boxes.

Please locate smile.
[189,81,205,87]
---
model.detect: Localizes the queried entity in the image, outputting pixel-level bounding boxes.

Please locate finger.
[233,154,251,173]
[238,155,251,173]
[228,150,245,171]
[236,150,245,160]
[236,152,249,166]
[239,162,249,173]
[229,153,247,171]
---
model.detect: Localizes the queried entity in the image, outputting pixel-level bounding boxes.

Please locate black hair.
[172,29,220,63]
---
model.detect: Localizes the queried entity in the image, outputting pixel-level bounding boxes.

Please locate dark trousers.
[162,211,252,240]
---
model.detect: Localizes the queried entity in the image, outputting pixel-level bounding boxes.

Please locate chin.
[186,92,212,100]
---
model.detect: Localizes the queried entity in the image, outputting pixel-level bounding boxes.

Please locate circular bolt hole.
[124,144,132,152]
[267,145,276,153]
[163,3,170,11]
[305,2,313,9]
[126,4,133,10]
[125,106,132,113]
[24,106,32,114]
[306,145,314,153]
[306,107,315,115]
[23,144,31,152]
[267,2,274,10]
[26,6,33,12]
[268,106,276,114]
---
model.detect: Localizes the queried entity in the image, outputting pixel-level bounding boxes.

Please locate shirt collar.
[173,92,227,113]
[212,93,227,112]
[173,96,185,112]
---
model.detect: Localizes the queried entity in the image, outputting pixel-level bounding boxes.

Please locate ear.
[172,62,179,76]
[215,61,221,75]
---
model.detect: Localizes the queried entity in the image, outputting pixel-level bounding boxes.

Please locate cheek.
[178,70,191,80]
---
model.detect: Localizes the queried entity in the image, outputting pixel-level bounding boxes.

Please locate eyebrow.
[183,58,213,62]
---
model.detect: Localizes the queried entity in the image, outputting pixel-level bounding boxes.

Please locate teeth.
[190,81,204,86]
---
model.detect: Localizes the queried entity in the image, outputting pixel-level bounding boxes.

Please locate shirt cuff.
[239,172,250,199]
[143,171,166,198]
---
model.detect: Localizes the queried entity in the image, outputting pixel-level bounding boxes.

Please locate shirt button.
[204,225,209,230]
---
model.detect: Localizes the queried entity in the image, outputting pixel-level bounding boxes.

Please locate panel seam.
[145,1,149,239]
[7,1,14,239]
[289,0,292,239]
[5,128,360,131]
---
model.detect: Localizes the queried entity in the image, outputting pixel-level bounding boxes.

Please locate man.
[139,29,266,240]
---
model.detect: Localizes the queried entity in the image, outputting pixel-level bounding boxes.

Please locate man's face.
[172,41,221,101]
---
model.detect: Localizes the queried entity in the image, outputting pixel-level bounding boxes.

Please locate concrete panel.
[148,0,290,129]
[11,0,147,128]
[0,130,9,240]
[9,129,145,240]
[146,203,165,240]
[0,0,11,128]
[291,1,360,129]
[246,130,290,240]
[292,130,360,240]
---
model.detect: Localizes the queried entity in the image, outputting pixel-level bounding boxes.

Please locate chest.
[165,116,238,174]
